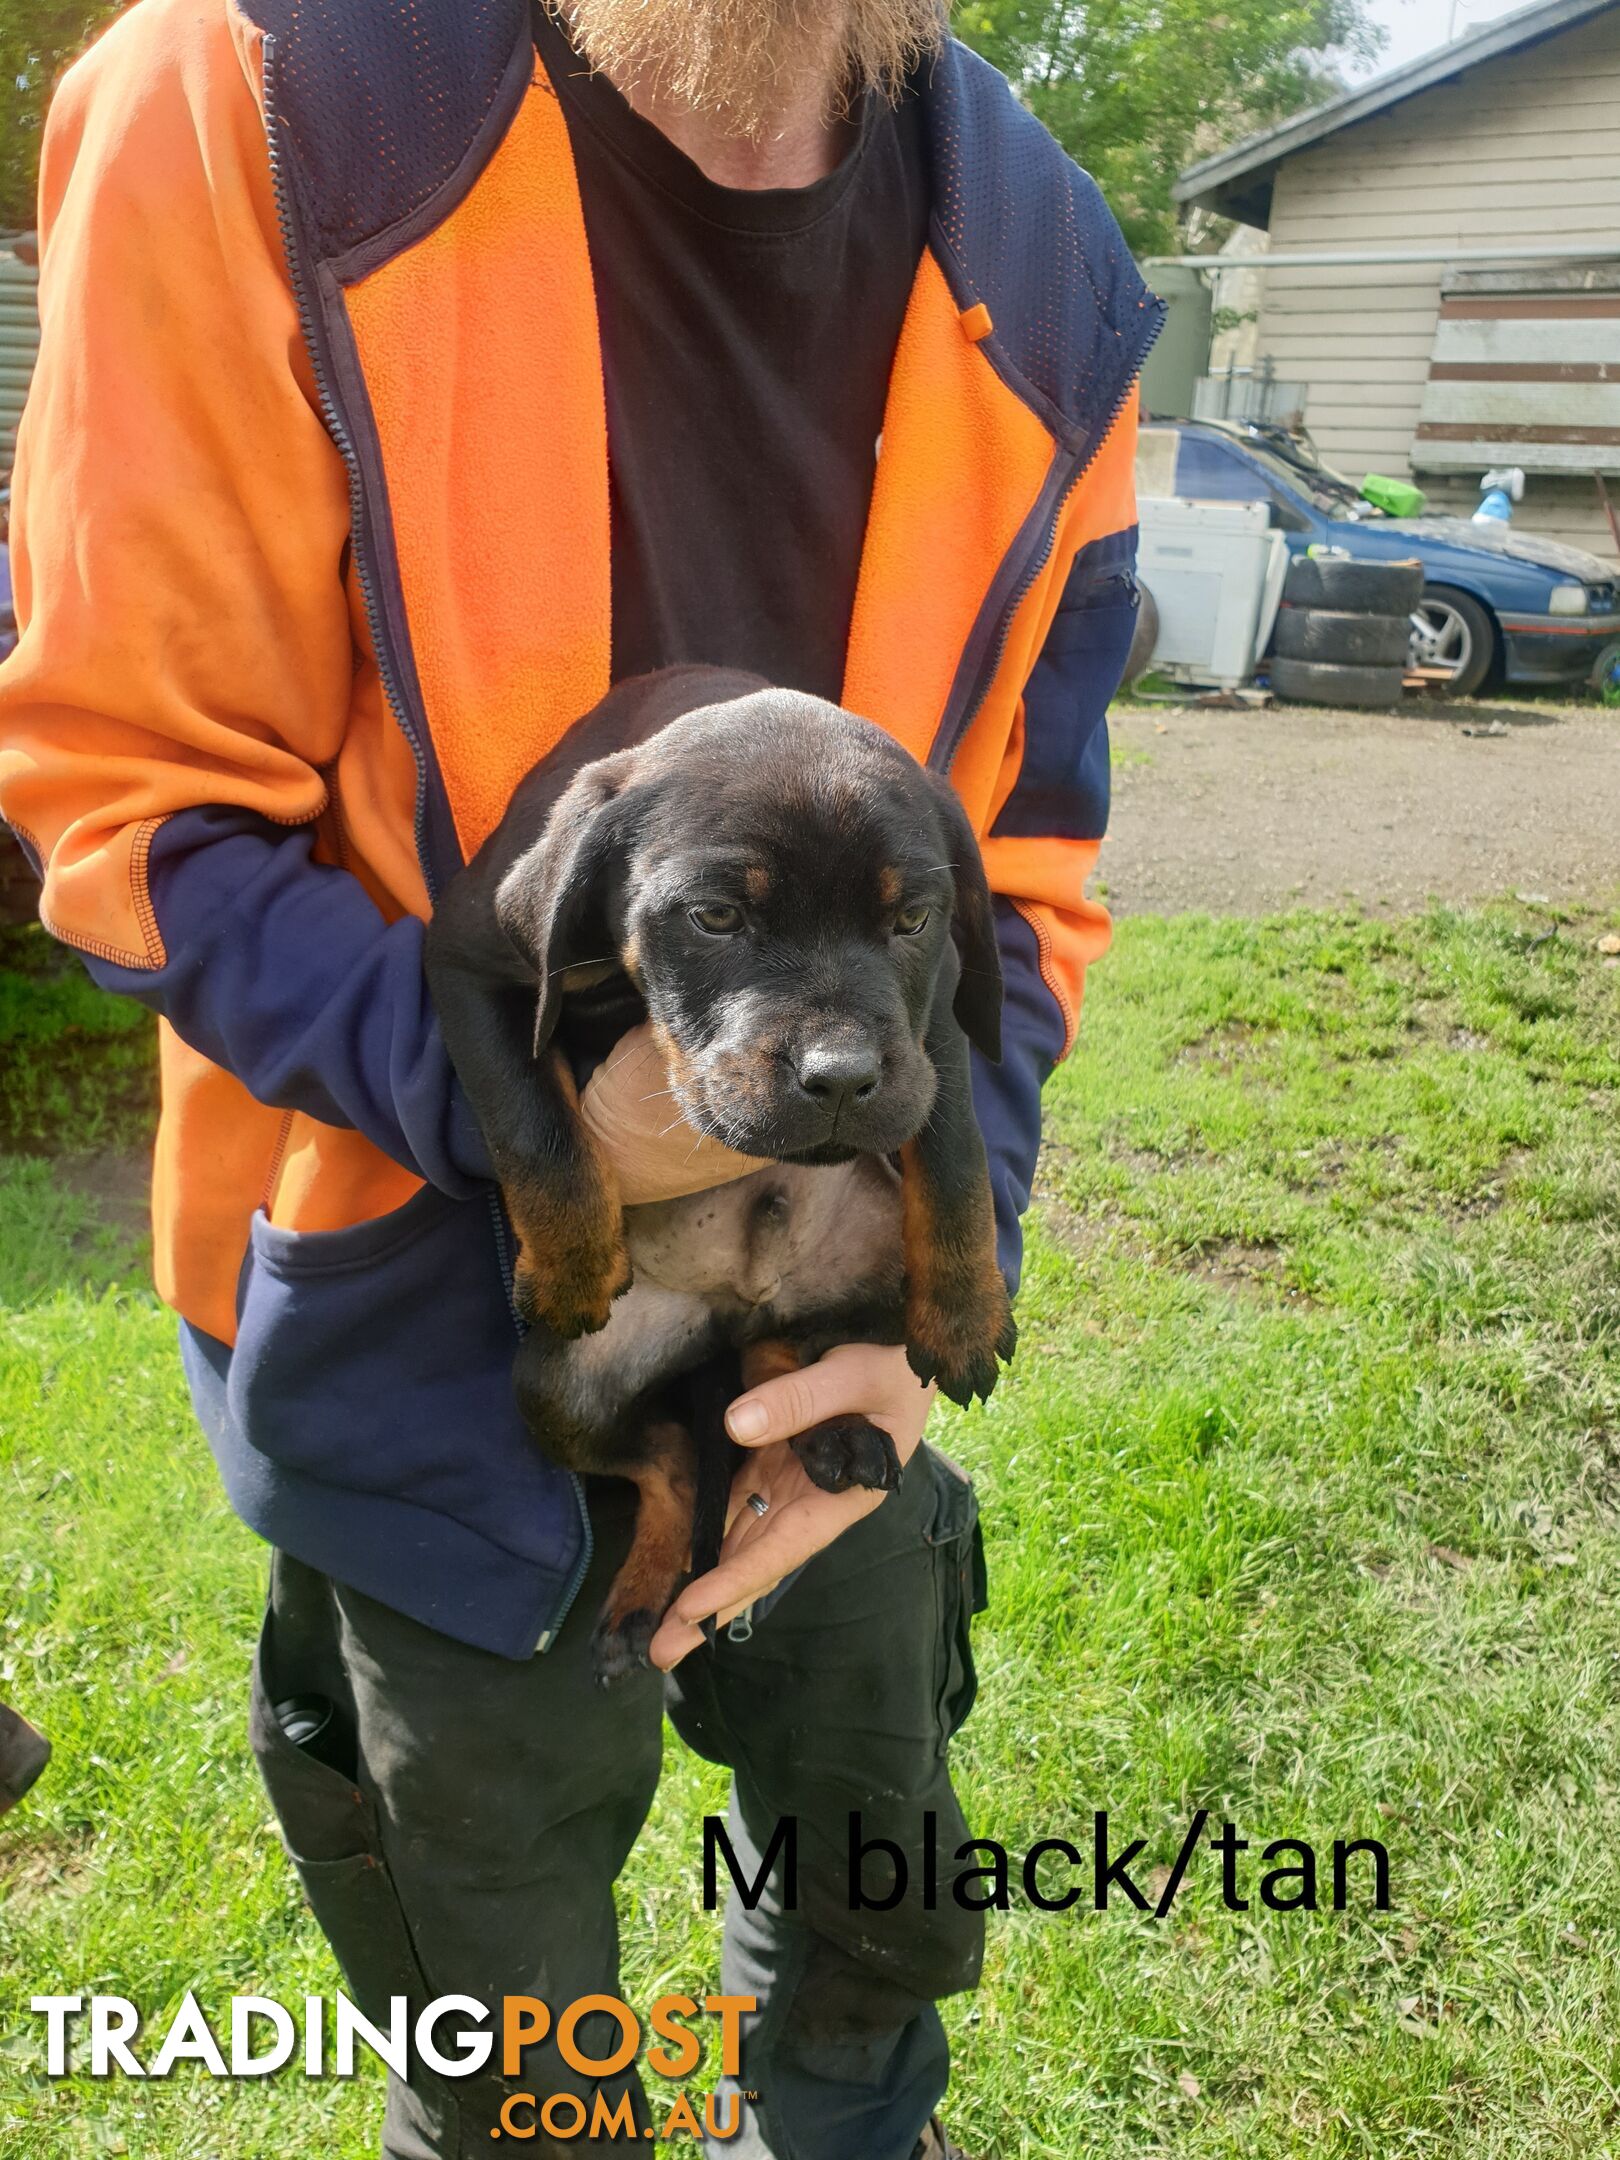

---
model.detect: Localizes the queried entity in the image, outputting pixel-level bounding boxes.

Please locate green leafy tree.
[0,2,1380,247]
[953,0,1382,254]
[0,0,121,230]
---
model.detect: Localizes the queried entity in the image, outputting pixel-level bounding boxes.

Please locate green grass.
[0,927,156,1152]
[4,902,1620,2156]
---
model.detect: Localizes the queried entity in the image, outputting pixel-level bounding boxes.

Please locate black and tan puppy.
[427,667,1016,1682]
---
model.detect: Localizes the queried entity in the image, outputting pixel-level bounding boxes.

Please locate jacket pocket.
[225,1181,582,1576]
[230,1181,470,1486]
[229,1185,499,1473]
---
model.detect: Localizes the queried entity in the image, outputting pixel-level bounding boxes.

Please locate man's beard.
[553,0,948,138]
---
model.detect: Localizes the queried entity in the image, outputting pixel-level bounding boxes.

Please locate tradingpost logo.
[27,1990,755,2142]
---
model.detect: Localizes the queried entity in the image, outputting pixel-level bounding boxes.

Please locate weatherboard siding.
[1250,1,1620,555]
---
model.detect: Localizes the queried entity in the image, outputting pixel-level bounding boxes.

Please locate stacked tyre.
[1268,556,1423,709]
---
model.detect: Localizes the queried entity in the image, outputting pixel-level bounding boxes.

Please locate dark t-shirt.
[532,4,930,700]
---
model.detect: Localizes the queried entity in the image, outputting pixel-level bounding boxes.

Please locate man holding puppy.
[0,0,1154,2151]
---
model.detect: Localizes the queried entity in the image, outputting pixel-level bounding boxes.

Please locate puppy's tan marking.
[502,1053,631,1337]
[741,1337,803,1391]
[594,1419,698,1684]
[899,1137,1016,1406]
[878,864,903,908]
[744,864,771,905]
[649,1017,692,1095]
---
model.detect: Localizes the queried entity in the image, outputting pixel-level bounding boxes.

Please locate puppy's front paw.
[792,1417,904,1495]
[591,1602,658,1689]
[503,1162,632,1337]
[513,1228,632,1338]
[905,1266,1017,1409]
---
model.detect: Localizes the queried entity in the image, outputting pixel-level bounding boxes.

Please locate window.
[1173,434,1311,530]
[1174,435,1268,504]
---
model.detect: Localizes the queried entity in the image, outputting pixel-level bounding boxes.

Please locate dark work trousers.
[248,1447,987,2160]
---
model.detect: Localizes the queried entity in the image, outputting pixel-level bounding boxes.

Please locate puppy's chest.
[539,1160,905,1433]
[627,1158,901,1313]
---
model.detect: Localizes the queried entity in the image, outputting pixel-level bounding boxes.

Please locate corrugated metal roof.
[1174,0,1620,227]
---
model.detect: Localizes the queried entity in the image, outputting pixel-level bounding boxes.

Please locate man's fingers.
[719,1504,769,1560]
[650,1492,878,1670]
[726,1341,927,1446]
[671,1513,825,1629]
[648,1614,709,1671]
[649,1578,778,1673]
[580,1022,768,1207]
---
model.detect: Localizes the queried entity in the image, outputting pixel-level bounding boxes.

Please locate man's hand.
[580,1021,768,1205]
[648,1343,936,1671]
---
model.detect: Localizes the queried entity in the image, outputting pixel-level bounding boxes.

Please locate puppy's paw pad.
[792,1418,903,1495]
[591,1606,658,1689]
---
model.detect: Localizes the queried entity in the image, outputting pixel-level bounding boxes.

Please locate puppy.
[427,667,1016,1682]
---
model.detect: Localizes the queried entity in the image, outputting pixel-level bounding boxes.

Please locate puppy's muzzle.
[674,1010,935,1162]
[790,1034,882,1120]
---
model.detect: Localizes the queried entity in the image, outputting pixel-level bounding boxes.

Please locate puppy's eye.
[893,905,931,937]
[690,903,744,937]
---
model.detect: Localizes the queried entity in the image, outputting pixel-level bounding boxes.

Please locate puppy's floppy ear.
[928,776,1003,1064]
[494,750,640,1055]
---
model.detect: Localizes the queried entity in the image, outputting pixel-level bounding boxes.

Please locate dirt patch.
[55,1147,152,1254]
[1185,1238,1290,1298]
[1448,1146,1534,1222]
[1177,1020,1270,1068]
[0,1823,94,1906]
[1103,696,1620,917]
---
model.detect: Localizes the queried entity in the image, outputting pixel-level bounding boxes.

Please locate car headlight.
[1549,585,1590,616]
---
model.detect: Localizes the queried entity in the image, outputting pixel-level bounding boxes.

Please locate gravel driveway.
[1101,694,1620,917]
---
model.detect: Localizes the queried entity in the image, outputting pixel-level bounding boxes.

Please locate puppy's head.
[496,684,1001,1164]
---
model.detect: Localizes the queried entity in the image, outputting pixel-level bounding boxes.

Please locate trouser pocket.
[248,1601,454,2137]
[927,1449,987,1744]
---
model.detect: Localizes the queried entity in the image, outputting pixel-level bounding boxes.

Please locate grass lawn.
[3,900,1620,2157]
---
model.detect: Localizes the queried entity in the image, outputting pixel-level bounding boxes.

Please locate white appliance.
[1137,497,1287,690]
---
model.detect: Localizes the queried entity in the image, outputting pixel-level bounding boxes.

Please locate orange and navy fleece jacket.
[0,0,1160,1655]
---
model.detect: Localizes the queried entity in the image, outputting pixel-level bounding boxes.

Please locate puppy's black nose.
[793,1040,881,1113]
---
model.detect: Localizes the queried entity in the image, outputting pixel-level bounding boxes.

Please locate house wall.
[1251,1,1620,559]
[1208,232,1267,373]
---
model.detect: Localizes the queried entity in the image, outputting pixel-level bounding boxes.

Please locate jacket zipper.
[262,42,440,907]
[319,754,352,873]
[258,1108,295,1217]
[260,38,594,1653]
[930,296,1167,776]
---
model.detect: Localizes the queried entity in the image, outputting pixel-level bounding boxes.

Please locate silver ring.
[745,1492,770,1519]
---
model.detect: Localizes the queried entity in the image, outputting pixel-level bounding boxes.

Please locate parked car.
[1138,419,1620,696]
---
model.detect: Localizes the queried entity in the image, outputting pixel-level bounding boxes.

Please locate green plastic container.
[1359,473,1427,518]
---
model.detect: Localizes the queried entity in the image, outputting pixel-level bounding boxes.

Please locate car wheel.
[1270,656,1406,709]
[1272,606,1412,667]
[1409,585,1496,697]
[1282,555,1424,613]
[1121,580,1159,689]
